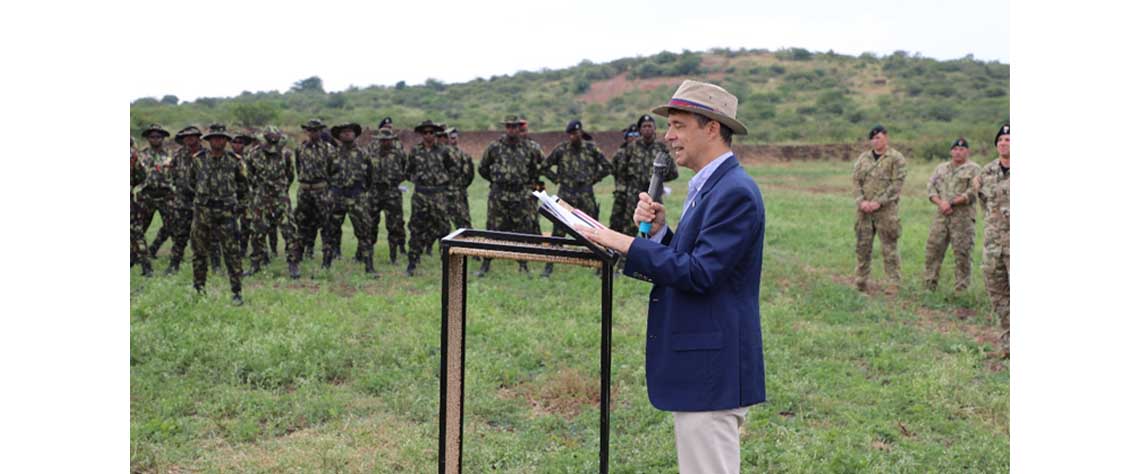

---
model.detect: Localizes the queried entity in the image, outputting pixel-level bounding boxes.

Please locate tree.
[291,76,324,93]
[229,101,280,127]
[395,80,407,90]
[160,95,179,105]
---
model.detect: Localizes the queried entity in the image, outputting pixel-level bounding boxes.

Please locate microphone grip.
[637,174,665,237]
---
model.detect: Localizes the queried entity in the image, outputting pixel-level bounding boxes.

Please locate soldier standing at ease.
[294,119,334,260]
[518,117,546,237]
[167,126,204,275]
[377,116,404,151]
[246,126,302,279]
[853,124,908,295]
[442,126,474,232]
[975,123,1011,357]
[475,115,541,277]
[187,126,248,305]
[367,128,409,264]
[608,123,640,232]
[540,119,611,277]
[924,137,981,292]
[405,120,455,276]
[323,123,376,274]
[610,114,679,236]
[131,140,153,277]
[136,125,176,259]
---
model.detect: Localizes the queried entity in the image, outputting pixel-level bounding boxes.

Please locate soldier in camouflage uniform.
[378,116,404,151]
[518,118,546,237]
[475,115,542,277]
[187,126,249,305]
[540,119,611,277]
[610,114,679,236]
[294,119,335,260]
[975,124,1011,356]
[131,140,153,277]
[245,126,302,279]
[366,128,408,264]
[924,137,981,292]
[853,125,908,295]
[166,126,204,275]
[608,124,641,232]
[405,120,456,276]
[323,123,377,274]
[135,124,176,259]
[442,126,474,232]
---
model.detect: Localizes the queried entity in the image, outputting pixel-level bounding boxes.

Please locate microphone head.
[653,152,670,171]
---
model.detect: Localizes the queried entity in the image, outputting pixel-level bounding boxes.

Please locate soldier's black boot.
[389,246,398,264]
[354,248,364,263]
[518,261,530,274]
[231,292,243,306]
[193,283,205,295]
[398,243,406,255]
[541,263,554,278]
[405,260,417,277]
[148,241,161,260]
[141,259,153,278]
[245,258,262,277]
[210,253,222,273]
[304,245,314,260]
[288,261,300,280]
[321,253,333,270]
[475,259,491,278]
[365,256,377,275]
[164,259,180,276]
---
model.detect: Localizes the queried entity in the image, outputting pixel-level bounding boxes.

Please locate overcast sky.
[128,0,1009,102]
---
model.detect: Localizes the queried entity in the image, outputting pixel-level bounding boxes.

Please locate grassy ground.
[131,157,1009,473]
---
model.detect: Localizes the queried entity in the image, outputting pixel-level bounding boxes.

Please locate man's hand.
[938,200,952,214]
[576,224,635,255]
[634,192,666,235]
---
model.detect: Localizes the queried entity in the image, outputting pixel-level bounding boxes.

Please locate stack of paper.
[532,191,607,231]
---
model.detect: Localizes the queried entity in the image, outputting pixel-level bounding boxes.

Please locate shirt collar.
[687,150,734,197]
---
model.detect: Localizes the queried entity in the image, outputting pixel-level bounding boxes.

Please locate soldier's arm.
[541,148,560,184]
[461,153,475,187]
[236,159,250,204]
[593,147,611,184]
[852,159,866,206]
[286,150,296,189]
[926,167,941,205]
[477,146,493,181]
[959,166,980,206]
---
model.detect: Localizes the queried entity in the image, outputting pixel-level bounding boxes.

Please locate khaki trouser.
[673,406,749,474]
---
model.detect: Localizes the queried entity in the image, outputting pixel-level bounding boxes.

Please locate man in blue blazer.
[581,80,765,474]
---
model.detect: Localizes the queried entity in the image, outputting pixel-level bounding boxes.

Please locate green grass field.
[130,157,1009,473]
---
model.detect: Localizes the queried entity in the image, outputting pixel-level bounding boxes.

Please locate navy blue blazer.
[623,155,766,412]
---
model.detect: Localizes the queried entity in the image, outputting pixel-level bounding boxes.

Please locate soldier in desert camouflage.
[924,137,981,292]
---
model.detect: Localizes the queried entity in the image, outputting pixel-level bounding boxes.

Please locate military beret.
[378,117,393,128]
[565,119,583,134]
[637,114,655,127]
[994,123,1009,145]
[141,124,170,138]
[951,137,969,149]
[868,124,888,139]
[301,119,326,130]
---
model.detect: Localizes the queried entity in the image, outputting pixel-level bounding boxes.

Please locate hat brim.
[651,105,749,136]
[202,132,232,141]
[142,128,170,138]
[414,125,443,134]
[331,125,362,137]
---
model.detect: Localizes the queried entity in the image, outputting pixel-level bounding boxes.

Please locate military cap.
[262,126,283,142]
[445,127,458,136]
[951,137,969,149]
[301,119,327,130]
[501,115,523,126]
[202,123,232,141]
[233,129,257,144]
[565,119,584,134]
[141,124,170,138]
[376,128,397,140]
[330,122,362,139]
[637,114,656,127]
[174,125,203,145]
[378,117,393,128]
[868,124,888,139]
[434,123,449,136]
[994,123,1010,145]
[414,120,444,134]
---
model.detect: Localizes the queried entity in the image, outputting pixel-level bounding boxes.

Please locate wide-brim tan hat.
[651,80,748,136]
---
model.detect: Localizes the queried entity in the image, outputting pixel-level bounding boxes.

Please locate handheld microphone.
[637,152,670,237]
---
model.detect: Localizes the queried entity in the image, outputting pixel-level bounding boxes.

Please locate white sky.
[130,0,1009,102]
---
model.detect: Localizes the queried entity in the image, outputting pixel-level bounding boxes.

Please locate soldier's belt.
[140,187,175,197]
[299,181,328,191]
[490,183,527,193]
[414,185,447,194]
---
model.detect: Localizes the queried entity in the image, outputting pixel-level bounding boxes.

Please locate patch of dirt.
[497,367,618,420]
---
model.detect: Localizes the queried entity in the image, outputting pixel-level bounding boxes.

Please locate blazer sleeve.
[624,184,761,294]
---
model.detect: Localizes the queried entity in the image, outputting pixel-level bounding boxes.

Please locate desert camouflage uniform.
[924,159,981,291]
[294,138,334,258]
[366,141,408,261]
[187,149,248,294]
[977,159,1010,347]
[324,141,375,267]
[406,142,456,268]
[136,146,177,256]
[246,141,300,267]
[446,143,474,230]
[853,147,908,289]
[610,139,678,236]
[543,140,611,237]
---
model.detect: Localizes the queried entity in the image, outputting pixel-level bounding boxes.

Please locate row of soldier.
[853,123,1011,355]
[130,114,679,303]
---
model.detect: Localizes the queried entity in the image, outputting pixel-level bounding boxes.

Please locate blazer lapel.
[675,155,740,236]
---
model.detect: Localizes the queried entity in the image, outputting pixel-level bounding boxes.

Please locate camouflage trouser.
[168,202,194,267]
[251,191,300,265]
[295,186,332,256]
[407,190,451,265]
[131,198,149,268]
[325,191,373,260]
[551,189,599,239]
[854,206,902,287]
[191,206,242,293]
[609,190,638,237]
[923,211,976,291]
[138,191,175,254]
[369,189,406,249]
[447,189,472,230]
[982,233,1010,349]
[486,189,536,234]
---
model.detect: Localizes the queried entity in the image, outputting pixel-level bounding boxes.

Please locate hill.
[130,48,1009,159]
